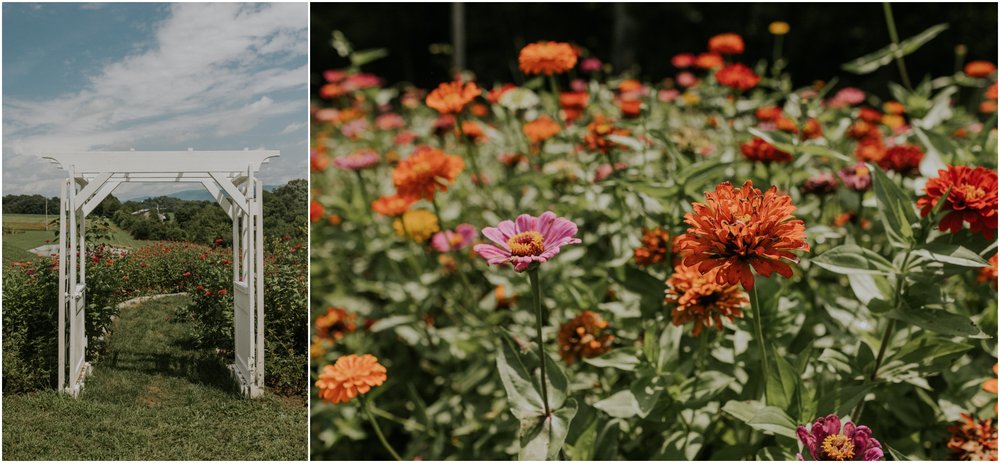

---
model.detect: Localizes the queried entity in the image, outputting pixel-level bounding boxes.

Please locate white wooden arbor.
[43,150,279,398]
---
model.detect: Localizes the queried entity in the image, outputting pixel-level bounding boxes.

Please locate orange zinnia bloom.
[708,33,745,55]
[978,254,998,286]
[917,165,998,239]
[665,263,748,336]
[965,60,997,78]
[315,354,387,404]
[557,311,614,365]
[715,63,760,91]
[855,137,886,163]
[458,120,486,142]
[315,307,357,341]
[741,137,791,164]
[583,116,630,154]
[877,144,924,176]
[677,180,810,291]
[694,52,724,70]
[392,146,465,200]
[633,227,671,267]
[522,115,561,143]
[310,201,325,223]
[947,413,998,461]
[518,41,577,76]
[371,194,415,217]
[426,81,481,114]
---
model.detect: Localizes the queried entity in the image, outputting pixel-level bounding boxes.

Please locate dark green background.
[312,2,997,96]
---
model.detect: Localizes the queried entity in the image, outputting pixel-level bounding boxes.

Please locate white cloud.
[3,3,308,196]
[280,123,304,135]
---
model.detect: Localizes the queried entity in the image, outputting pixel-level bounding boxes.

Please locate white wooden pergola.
[43,150,279,398]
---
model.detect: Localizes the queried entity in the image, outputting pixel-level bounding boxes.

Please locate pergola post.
[45,150,278,398]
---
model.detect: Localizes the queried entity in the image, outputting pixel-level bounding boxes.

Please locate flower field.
[309,24,998,461]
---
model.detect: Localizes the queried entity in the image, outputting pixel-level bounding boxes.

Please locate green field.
[2,214,152,264]
[2,295,307,460]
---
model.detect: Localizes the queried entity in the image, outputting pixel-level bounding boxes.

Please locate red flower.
[715,63,760,91]
[708,33,745,55]
[740,137,791,164]
[310,201,325,223]
[694,52,723,70]
[677,180,810,291]
[877,144,924,176]
[218,289,228,296]
[917,165,998,239]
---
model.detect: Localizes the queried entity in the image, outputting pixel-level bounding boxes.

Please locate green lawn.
[2,214,153,264]
[2,295,307,460]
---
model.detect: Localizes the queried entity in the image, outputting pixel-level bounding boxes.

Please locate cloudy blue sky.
[2,3,308,199]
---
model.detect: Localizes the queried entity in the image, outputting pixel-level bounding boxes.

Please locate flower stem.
[355,170,373,220]
[361,395,403,461]
[882,2,913,91]
[749,280,772,404]
[528,268,551,417]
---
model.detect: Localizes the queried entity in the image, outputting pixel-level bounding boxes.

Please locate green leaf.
[583,348,641,371]
[912,243,989,268]
[606,134,645,152]
[642,324,660,368]
[766,346,798,411]
[722,400,798,439]
[813,244,896,275]
[848,273,893,305]
[842,23,949,74]
[885,307,988,338]
[496,334,545,420]
[350,48,389,67]
[630,374,664,418]
[593,390,640,418]
[519,399,578,461]
[679,161,731,197]
[871,165,918,247]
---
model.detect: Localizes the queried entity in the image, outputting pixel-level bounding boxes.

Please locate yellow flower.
[393,209,439,242]
[769,21,790,36]
[682,91,701,106]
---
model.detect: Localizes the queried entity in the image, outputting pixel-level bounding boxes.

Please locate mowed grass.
[2,295,307,460]
[2,214,152,264]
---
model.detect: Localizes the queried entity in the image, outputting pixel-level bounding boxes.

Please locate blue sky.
[2,3,308,198]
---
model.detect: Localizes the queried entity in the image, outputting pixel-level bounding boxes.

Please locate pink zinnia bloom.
[324,70,347,83]
[671,53,695,68]
[838,163,872,192]
[580,57,602,73]
[828,87,866,108]
[797,414,884,461]
[314,108,338,123]
[677,72,698,88]
[474,212,582,272]
[570,79,588,92]
[394,131,416,145]
[375,113,405,130]
[431,224,477,252]
[333,150,380,171]
[341,119,369,138]
[594,162,628,182]
[658,89,680,102]
[343,73,382,91]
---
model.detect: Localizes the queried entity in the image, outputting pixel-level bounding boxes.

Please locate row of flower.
[3,239,307,396]
[310,26,997,460]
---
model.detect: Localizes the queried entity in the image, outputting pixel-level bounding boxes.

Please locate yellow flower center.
[821,434,855,461]
[960,184,985,200]
[507,231,546,257]
[855,166,870,176]
[411,161,432,175]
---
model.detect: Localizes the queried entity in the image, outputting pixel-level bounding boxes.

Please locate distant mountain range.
[120,185,281,202]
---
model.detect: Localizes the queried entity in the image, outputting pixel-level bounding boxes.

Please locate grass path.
[2,295,307,460]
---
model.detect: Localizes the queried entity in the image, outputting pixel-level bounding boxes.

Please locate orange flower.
[858,107,882,123]
[883,100,906,115]
[458,120,486,142]
[965,60,997,78]
[310,201,325,223]
[741,137,791,164]
[947,414,998,461]
[522,115,561,143]
[557,311,614,364]
[392,146,465,200]
[583,116,630,154]
[495,284,517,309]
[315,307,357,341]
[984,363,998,394]
[854,137,886,163]
[708,33,745,55]
[618,99,642,119]
[633,227,671,267]
[371,194,415,217]
[877,144,924,176]
[755,106,782,122]
[315,354,387,404]
[986,82,998,100]
[677,180,809,291]
[715,63,760,91]
[694,52,724,70]
[518,41,577,76]
[802,118,823,140]
[917,165,998,239]
[665,263,748,336]
[559,91,589,122]
[978,254,998,286]
[426,81,481,114]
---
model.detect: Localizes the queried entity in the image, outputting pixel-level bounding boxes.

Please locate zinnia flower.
[672,53,696,68]
[978,254,998,285]
[665,263,747,336]
[393,209,440,242]
[372,194,415,217]
[473,211,582,272]
[584,116,631,154]
[838,163,872,192]
[559,91,589,121]
[694,52,724,70]
[917,165,999,239]
[523,116,561,143]
[715,63,760,91]
[947,414,998,460]
[769,21,790,36]
[965,61,997,78]
[333,150,380,171]
[557,311,614,364]
[392,146,465,200]
[580,57,602,73]
[426,80,481,114]
[801,172,840,196]
[741,137,791,164]
[797,414,884,461]
[315,354,387,404]
[633,227,671,267]
[854,137,886,163]
[518,41,578,76]
[430,224,477,252]
[755,106,782,122]
[310,201,325,223]
[708,33,745,54]
[828,87,866,108]
[594,162,628,182]
[676,180,809,291]
[315,307,357,341]
[877,144,924,176]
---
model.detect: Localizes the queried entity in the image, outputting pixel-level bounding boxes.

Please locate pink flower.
[796,414,883,461]
[677,72,698,88]
[341,119,369,138]
[333,150,380,171]
[431,224,478,252]
[594,162,628,182]
[323,70,347,83]
[828,87,866,108]
[671,53,695,68]
[570,79,588,92]
[375,113,405,130]
[658,89,680,102]
[474,212,582,272]
[580,57,602,73]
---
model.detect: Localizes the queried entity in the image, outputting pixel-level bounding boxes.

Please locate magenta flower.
[797,414,884,461]
[801,172,839,196]
[333,150,380,171]
[828,87,866,108]
[474,212,582,272]
[580,57,603,73]
[431,224,477,252]
[838,163,872,192]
